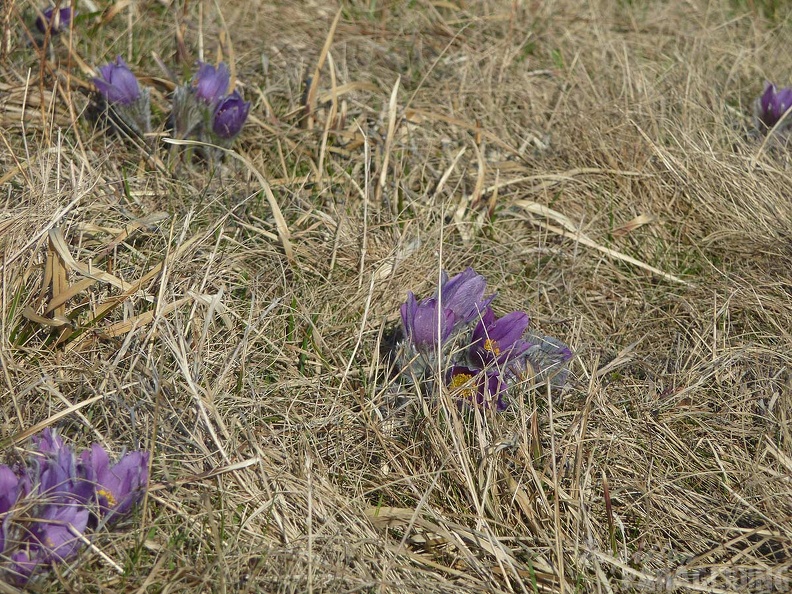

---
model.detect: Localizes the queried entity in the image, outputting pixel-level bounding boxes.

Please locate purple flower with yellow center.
[30,501,90,563]
[447,366,508,410]
[4,499,90,584]
[79,445,149,520]
[401,292,455,353]
[468,307,531,368]
[211,90,251,140]
[193,61,230,105]
[93,56,141,106]
[754,82,792,132]
[35,6,73,35]
[437,267,494,326]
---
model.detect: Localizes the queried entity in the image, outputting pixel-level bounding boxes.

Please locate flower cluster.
[33,7,252,154]
[0,429,149,586]
[398,268,573,410]
[171,61,251,146]
[754,82,792,139]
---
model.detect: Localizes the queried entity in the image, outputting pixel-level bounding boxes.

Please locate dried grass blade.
[304,8,342,129]
[376,76,401,206]
[100,296,192,338]
[161,139,294,261]
[514,200,690,286]
[1,394,105,448]
[48,228,133,291]
[45,277,96,314]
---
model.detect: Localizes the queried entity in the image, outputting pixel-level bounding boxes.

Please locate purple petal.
[35,7,74,34]
[31,502,90,562]
[447,366,507,409]
[211,90,251,139]
[82,445,149,518]
[437,267,494,325]
[6,549,40,585]
[760,82,775,116]
[32,427,64,456]
[193,61,230,104]
[470,309,530,366]
[93,56,140,105]
[0,465,27,515]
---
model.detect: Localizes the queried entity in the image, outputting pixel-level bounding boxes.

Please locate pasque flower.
[447,366,508,410]
[193,61,230,105]
[0,430,150,585]
[394,268,574,411]
[401,292,455,352]
[93,56,140,106]
[29,501,90,562]
[211,90,251,140]
[0,465,29,516]
[468,307,531,368]
[35,430,93,504]
[5,501,90,584]
[79,445,149,520]
[1,465,29,556]
[754,82,792,132]
[437,267,494,325]
[35,6,74,35]
[32,427,64,456]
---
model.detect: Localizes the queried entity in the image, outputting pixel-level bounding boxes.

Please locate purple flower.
[193,61,230,105]
[35,6,73,35]
[93,56,141,106]
[401,292,455,352]
[79,445,149,519]
[3,500,90,585]
[211,90,251,140]
[30,501,90,562]
[447,366,508,410]
[436,268,494,325]
[0,464,29,516]
[5,549,40,584]
[32,427,64,456]
[31,428,91,501]
[0,464,30,554]
[468,307,531,368]
[755,82,792,132]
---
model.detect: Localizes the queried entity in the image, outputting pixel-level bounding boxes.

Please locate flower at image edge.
[755,82,792,132]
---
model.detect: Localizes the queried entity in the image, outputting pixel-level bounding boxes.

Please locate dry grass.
[2,0,792,592]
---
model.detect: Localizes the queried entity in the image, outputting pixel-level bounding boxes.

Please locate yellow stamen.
[483,338,500,355]
[97,488,117,508]
[449,373,476,399]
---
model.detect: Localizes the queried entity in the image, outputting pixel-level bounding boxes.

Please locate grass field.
[1,0,792,592]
